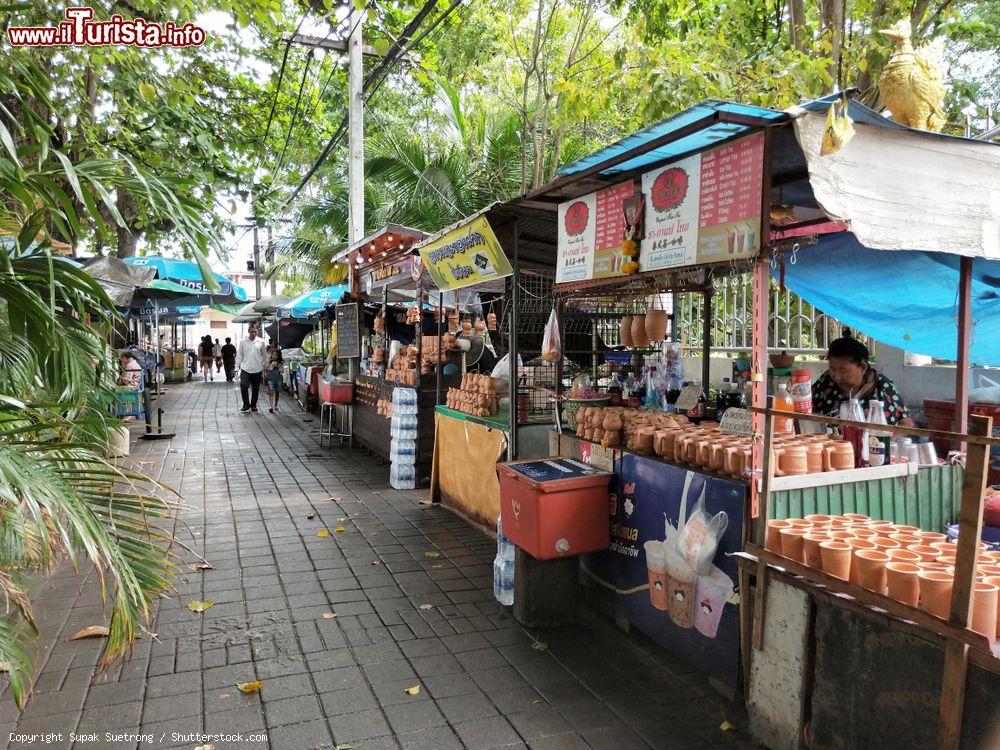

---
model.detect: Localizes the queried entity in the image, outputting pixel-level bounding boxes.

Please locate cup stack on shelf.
[764,513,1000,644]
[445,374,499,418]
[389,387,418,490]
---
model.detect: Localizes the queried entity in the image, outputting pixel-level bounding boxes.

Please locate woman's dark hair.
[827,329,869,365]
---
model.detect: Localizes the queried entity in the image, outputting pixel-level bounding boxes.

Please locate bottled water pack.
[493,515,515,606]
[389,462,415,490]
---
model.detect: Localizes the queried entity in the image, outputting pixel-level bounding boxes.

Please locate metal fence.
[674,273,872,357]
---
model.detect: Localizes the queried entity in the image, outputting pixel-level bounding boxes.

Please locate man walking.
[235,324,267,412]
[221,337,237,382]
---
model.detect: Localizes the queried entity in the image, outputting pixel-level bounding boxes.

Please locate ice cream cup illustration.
[644,540,669,612]
[695,565,734,638]
[665,547,696,629]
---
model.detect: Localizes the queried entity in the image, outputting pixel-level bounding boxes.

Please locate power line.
[282,0,467,208]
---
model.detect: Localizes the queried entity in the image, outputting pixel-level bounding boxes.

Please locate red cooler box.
[320,379,353,404]
[498,457,612,560]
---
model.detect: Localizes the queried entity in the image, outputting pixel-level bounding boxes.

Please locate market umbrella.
[122,254,248,301]
[265,319,316,349]
[276,285,349,320]
[83,255,156,307]
[231,294,291,323]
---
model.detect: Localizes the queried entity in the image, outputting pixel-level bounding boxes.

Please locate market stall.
[276,285,347,409]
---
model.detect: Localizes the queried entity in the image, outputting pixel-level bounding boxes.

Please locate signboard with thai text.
[419,216,513,291]
[556,180,636,284]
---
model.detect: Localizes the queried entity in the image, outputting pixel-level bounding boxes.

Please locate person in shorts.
[198,336,215,381]
[264,343,284,413]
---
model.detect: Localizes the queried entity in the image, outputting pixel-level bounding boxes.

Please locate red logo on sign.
[564,201,589,235]
[650,168,689,213]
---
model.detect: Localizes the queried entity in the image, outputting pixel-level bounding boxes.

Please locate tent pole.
[750,125,773,521]
[701,285,712,395]
[508,217,520,461]
[955,257,973,452]
[436,291,443,405]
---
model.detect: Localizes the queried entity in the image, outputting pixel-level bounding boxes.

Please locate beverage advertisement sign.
[420,216,514,291]
[696,134,764,264]
[580,452,744,687]
[556,180,636,283]
[639,152,701,270]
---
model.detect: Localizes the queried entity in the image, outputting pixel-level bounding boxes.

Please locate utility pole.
[266,225,276,295]
[251,217,262,301]
[348,6,364,251]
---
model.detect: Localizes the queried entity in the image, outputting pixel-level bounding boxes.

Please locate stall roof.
[557,100,786,178]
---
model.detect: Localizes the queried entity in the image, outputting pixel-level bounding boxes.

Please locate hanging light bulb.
[387,234,394,242]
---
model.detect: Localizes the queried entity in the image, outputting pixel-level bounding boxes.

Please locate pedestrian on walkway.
[213,337,222,373]
[265,343,284,413]
[236,324,267,413]
[220,337,237,382]
[198,335,215,381]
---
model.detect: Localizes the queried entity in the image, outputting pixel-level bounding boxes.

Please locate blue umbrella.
[277,285,349,320]
[123,255,248,302]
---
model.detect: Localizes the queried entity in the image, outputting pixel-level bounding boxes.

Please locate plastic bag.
[541,307,561,362]
[490,352,522,396]
[676,493,728,574]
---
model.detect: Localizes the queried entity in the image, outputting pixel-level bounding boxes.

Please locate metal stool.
[319,402,352,448]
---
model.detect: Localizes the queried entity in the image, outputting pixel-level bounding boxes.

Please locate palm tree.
[1,54,213,708]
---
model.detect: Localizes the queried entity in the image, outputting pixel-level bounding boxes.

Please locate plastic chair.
[115,368,146,421]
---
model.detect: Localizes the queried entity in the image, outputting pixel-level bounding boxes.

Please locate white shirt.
[235,337,267,374]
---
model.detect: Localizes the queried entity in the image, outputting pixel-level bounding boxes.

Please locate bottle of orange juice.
[774,383,795,433]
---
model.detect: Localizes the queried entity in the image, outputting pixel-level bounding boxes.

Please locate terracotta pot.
[725,445,744,477]
[787,518,812,530]
[828,517,852,528]
[979,564,1000,578]
[869,520,895,531]
[829,529,855,542]
[849,526,877,539]
[779,528,808,563]
[774,445,808,476]
[620,316,634,347]
[820,541,852,581]
[891,524,921,535]
[804,514,832,527]
[710,442,732,472]
[630,316,650,348]
[917,570,953,618]
[889,533,922,547]
[972,582,999,642]
[937,551,957,566]
[886,562,921,606]
[908,544,941,563]
[984,576,1000,642]
[644,309,668,342]
[918,561,951,573]
[823,441,855,471]
[636,426,655,454]
[847,538,876,584]
[765,519,792,553]
[654,429,678,458]
[843,513,870,523]
[696,437,714,467]
[804,443,825,473]
[871,536,900,553]
[887,548,921,565]
[802,534,828,570]
[856,550,890,593]
[931,542,956,554]
[918,531,948,545]
[602,412,623,433]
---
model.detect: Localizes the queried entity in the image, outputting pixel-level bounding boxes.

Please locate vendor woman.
[813,332,913,425]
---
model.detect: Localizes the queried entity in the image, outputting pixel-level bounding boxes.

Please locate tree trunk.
[787,0,805,51]
[115,187,139,258]
[820,0,845,88]
[854,0,888,104]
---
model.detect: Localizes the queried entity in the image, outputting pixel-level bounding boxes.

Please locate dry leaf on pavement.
[404,685,421,696]
[69,625,109,640]
[423,551,441,559]
[191,561,213,571]
[195,744,215,750]
[418,604,433,610]
[532,641,548,652]
[316,528,329,538]
[371,560,381,566]
[337,517,346,522]
[237,680,263,694]
[187,600,213,613]
[327,496,342,502]
[335,744,355,750]
[307,512,316,520]
[335,526,346,532]
[322,613,337,619]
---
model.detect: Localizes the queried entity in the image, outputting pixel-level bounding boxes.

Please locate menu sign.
[556,180,635,284]
[335,303,360,359]
[639,153,701,270]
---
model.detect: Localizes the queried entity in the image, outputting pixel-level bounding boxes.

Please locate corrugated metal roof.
[557,100,787,177]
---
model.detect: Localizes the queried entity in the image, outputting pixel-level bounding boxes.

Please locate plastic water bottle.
[494,516,515,606]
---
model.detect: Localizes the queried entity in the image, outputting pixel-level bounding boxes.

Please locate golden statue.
[878,19,946,132]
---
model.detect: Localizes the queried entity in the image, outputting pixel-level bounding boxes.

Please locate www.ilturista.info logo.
[7,7,206,48]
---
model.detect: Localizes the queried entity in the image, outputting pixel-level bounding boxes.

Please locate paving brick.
[452,715,524,749]
[328,707,392,742]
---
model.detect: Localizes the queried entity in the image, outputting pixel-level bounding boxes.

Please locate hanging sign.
[639,153,702,270]
[674,385,704,412]
[365,256,412,291]
[419,216,513,292]
[556,180,637,284]
[335,303,360,359]
[719,407,753,436]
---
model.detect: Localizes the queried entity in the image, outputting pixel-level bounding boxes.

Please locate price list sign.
[592,181,636,278]
[696,133,764,263]
[556,180,636,283]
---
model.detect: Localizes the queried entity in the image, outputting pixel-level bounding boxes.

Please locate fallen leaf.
[69,625,109,640]
[418,500,432,506]
[316,529,329,538]
[307,513,316,520]
[195,745,215,750]
[191,561,213,571]
[237,680,263,694]
[532,699,541,705]
[371,560,381,566]
[335,744,355,750]
[187,600,213,613]
[531,641,548,652]
[338,517,346,522]
[423,551,441,559]
[431,564,444,569]
[404,685,421,696]
[328,496,342,502]
[720,720,733,732]
[219,693,231,699]
[335,526,346,533]
[418,604,433,610]
[322,613,338,619]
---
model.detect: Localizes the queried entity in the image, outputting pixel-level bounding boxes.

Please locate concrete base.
[513,548,580,628]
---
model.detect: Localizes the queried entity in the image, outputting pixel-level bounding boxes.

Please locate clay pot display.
[847,538,876,584]
[644,309,668,342]
[804,514,833,527]
[765,519,791,553]
[972,582,999,642]
[823,441,855,471]
[774,444,808,476]
[804,442,825,473]
[802,534,828,569]
[918,570,953,618]
[779,528,808,563]
[635,426,655,455]
[909,544,941,563]
[620,316,634,347]
[602,412,623,433]
[984,576,1000,641]
[630,315,650,348]
[855,550,890,593]
[870,536,901,554]
[887,548,921,565]
[886,562,921,606]
[820,541,852,580]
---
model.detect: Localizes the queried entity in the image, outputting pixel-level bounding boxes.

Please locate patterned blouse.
[812,368,909,425]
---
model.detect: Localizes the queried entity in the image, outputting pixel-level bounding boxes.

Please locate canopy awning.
[276,285,349,319]
[774,232,1000,366]
[124,255,248,301]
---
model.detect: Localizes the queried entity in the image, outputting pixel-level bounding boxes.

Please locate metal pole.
[436,291,443,405]
[267,225,276,296]
[955,257,973,451]
[252,222,262,301]
[701,285,712,395]
[508,218,520,461]
[348,9,364,246]
[750,126,773,521]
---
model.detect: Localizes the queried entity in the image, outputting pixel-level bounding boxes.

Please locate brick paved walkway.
[2,381,748,750]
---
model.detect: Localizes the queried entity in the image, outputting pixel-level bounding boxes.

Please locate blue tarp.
[124,255,248,301]
[276,285,349,320]
[774,232,1000,366]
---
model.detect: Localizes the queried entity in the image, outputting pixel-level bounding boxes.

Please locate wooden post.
[752,396,777,651]
[750,257,770,518]
[954,257,973,451]
[701,285,712,395]
[937,413,992,750]
[553,297,564,430]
